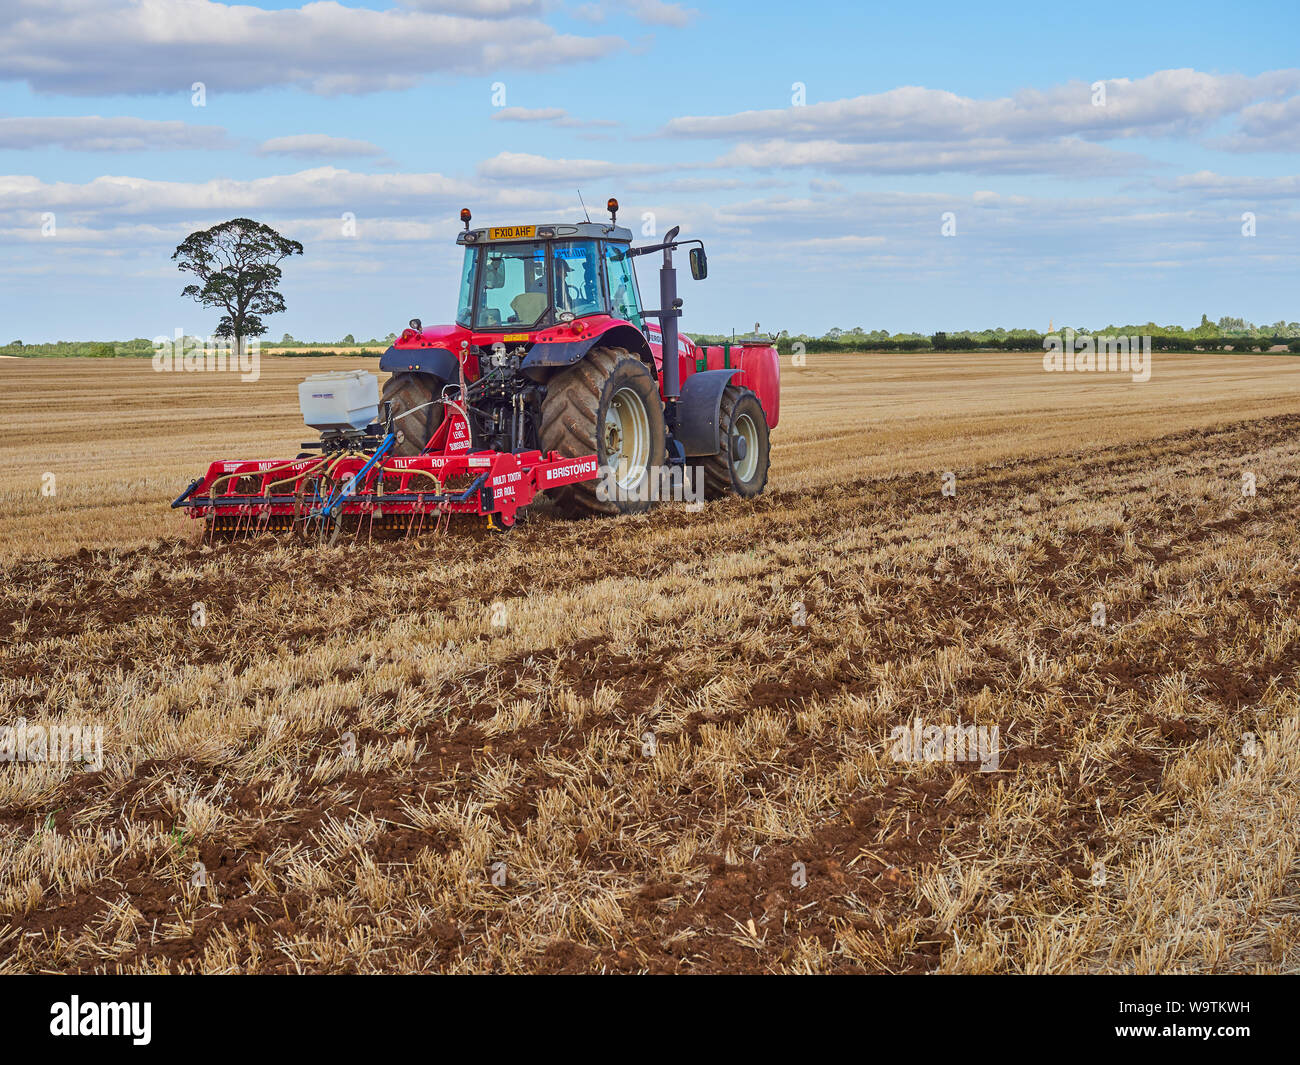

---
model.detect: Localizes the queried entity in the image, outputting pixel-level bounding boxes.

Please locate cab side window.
[604,242,642,325]
[553,240,602,319]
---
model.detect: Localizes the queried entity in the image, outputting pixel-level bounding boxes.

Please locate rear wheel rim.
[733,412,759,483]
[605,386,651,492]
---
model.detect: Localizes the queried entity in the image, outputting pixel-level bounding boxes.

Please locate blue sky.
[1,0,1296,342]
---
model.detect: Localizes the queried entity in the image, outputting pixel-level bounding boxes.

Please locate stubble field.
[2,352,1299,973]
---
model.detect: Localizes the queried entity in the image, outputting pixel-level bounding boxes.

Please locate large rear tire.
[382,372,445,456]
[701,385,770,500]
[539,346,666,518]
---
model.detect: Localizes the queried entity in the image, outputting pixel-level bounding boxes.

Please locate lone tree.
[172,219,303,357]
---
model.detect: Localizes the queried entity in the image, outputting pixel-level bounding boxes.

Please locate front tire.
[539,346,666,517]
[382,372,445,456]
[702,385,770,500]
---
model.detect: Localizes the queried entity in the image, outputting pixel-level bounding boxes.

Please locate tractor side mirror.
[689,246,708,281]
[485,259,505,289]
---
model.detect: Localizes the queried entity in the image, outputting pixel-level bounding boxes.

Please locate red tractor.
[173,199,780,538]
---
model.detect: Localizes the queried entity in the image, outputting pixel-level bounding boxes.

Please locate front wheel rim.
[604,386,651,491]
[732,412,759,483]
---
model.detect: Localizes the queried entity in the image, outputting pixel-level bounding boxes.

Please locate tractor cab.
[455,221,642,333]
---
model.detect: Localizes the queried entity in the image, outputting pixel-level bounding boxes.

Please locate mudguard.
[521,335,599,371]
[379,345,459,382]
[522,323,652,373]
[678,368,740,457]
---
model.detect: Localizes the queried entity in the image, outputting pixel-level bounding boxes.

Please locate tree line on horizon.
[689,317,1300,355]
[8,317,1299,359]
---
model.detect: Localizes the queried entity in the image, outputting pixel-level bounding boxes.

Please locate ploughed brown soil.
[3,405,1299,972]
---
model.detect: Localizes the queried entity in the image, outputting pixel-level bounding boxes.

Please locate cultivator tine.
[406,493,426,540]
[296,477,323,542]
[431,480,449,536]
[365,479,380,543]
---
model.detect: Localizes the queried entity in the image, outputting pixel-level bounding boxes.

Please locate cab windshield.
[468,238,604,331]
[473,243,548,330]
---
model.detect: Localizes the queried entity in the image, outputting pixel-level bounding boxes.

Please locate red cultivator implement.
[173,198,780,542]
[172,395,599,542]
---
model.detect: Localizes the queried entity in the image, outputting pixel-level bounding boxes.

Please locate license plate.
[503,333,529,342]
[488,226,536,240]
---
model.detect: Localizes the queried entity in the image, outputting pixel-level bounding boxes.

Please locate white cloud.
[661,69,1300,144]
[476,151,660,182]
[0,116,233,152]
[712,137,1151,177]
[398,0,544,15]
[626,0,696,27]
[0,167,618,248]
[649,187,1258,252]
[568,0,696,26]
[790,234,887,249]
[257,135,386,158]
[0,0,624,96]
[625,175,792,193]
[491,107,618,128]
[492,107,569,123]
[0,221,180,244]
[1167,170,1300,200]
[279,216,449,242]
[473,133,1150,182]
[0,167,490,216]
[1210,96,1300,152]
